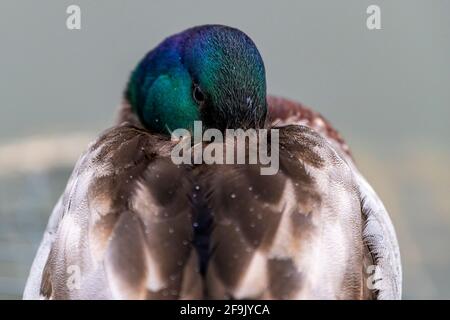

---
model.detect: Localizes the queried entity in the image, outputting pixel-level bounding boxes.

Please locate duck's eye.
[193,85,205,104]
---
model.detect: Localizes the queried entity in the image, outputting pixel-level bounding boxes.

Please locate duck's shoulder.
[268,95,352,159]
[271,106,402,299]
[27,124,199,299]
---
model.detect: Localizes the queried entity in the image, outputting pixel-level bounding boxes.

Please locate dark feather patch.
[268,258,304,299]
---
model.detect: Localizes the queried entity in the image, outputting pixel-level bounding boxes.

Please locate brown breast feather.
[267,95,352,158]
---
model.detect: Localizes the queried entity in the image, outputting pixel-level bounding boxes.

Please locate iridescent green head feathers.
[125,25,267,134]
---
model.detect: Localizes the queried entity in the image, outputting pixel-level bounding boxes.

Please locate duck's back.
[197,124,366,299]
[24,97,401,299]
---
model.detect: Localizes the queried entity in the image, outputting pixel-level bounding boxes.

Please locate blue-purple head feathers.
[126,25,267,133]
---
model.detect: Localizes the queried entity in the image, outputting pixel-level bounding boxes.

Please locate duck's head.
[125,25,267,134]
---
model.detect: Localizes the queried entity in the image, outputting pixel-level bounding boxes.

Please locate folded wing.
[201,125,368,299]
[266,96,402,299]
[24,125,201,299]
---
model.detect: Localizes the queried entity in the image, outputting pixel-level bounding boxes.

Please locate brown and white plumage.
[24,96,401,299]
[191,97,401,299]
[24,126,202,299]
[200,125,361,299]
[267,97,401,299]
[24,25,401,300]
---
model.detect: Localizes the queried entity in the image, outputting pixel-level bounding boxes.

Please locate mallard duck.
[23,25,401,300]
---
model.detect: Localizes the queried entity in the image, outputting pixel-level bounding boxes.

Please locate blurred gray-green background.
[0,0,449,299]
